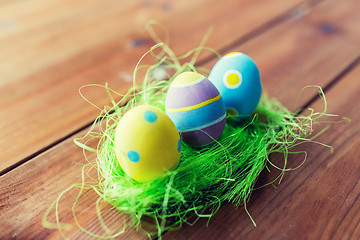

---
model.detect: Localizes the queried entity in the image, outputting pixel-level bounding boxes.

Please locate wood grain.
[0,130,147,239]
[0,0,359,239]
[239,0,360,105]
[0,0,303,173]
[163,59,360,240]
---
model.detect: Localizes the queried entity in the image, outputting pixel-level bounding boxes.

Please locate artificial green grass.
[43,23,333,239]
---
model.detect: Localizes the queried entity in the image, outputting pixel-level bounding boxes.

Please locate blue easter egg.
[208,52,262,119]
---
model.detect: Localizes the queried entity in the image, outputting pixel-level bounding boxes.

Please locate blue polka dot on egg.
[177,139,181,152]
[127,150,140,162]
[144,110,158,123]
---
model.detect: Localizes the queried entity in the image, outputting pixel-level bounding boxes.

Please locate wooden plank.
[0,0,304,173]
[196,0,360,109]
[0,130,147,239]
[163,60,360,240]
[237,0,360,106]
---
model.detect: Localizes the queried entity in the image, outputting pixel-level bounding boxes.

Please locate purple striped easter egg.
[165,72,226,146]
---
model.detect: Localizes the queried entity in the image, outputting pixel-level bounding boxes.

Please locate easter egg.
[114,105,181,182]
[165,72,226,146]
[208,52,262,119]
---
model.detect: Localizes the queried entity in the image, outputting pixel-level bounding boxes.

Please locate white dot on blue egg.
[178,139,181,152]
[144,110,158,123]
[127,150,140,162]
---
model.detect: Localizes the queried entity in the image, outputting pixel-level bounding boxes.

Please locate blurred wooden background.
[0,0,359,239]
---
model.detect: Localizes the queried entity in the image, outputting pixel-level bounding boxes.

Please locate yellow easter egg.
[114,105,181,182]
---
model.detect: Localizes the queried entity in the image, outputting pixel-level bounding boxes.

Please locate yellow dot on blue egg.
[127,150,140,162]
[177,139,181,152]
[223,70,242,89]
[144,110,157,123]
[227,73,240,85]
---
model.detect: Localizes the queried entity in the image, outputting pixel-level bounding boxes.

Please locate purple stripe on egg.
[166,78,220,109]
[180,117,226,146]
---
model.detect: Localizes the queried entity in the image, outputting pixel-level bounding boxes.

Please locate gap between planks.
[0,119,94,176]
[0,0,316,177]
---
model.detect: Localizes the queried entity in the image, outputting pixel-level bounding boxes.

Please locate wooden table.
[1,0,359,239]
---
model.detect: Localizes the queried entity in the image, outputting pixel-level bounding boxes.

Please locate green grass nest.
[43,23,334,239]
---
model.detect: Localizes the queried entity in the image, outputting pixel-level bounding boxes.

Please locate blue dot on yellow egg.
[127,150,140,163]
[177,139,181,152]
[144,110,157,123]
